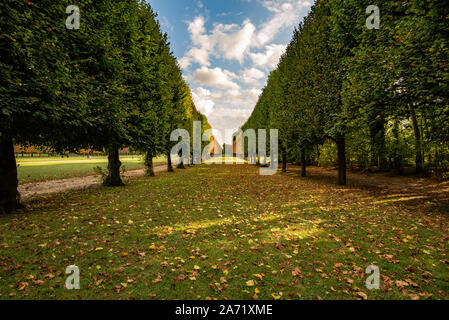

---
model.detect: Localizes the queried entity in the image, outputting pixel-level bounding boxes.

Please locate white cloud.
[192,87,215,116]
[181,1,308,68]
[178,0,312,139]
[187,47,210,67]
[214,19,256,63]
[253,0,312,47]
[179,57,192,70]
[243,68,265,80]
[241,67,266,86]
[248,88,262,102]
[192,67,239,90]
[183,17,213,67]
[188,16,206,43]
[181,17,256,67]
[249,44,286,69]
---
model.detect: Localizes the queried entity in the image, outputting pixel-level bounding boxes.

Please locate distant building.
[209,136,222,156]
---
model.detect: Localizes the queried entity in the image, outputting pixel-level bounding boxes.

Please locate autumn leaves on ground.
[0,164,448,300]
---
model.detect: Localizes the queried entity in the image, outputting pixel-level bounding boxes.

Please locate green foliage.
[0,0,210,154]
[242,0,449,176]
[93,165,107,184]
[0,0,211,212]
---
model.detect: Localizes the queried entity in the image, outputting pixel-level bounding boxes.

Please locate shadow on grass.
[281,165,449,215]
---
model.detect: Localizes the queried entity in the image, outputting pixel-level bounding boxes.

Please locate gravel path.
[18,165,167,200]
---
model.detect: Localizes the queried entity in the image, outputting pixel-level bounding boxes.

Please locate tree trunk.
[336,136,347,185]
[410,108,423,174]
[392,119,403,175]
[368,112,389,171]
[177,150,186,169]
[300,148,306,177]
[282,148,287,172]
[256,154,260,166]
[145,149,155,177]
[177,158,185,169]
[0,136,23,214]
[369,118,379,167]
[378,134,389,172]
[167,152,174,172]
[103,148,124,186]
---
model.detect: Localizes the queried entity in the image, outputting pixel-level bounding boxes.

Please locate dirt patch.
[19,165,167,200]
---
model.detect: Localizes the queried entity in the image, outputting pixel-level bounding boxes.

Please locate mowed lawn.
[17,156,166,184]
[0,164,447,300]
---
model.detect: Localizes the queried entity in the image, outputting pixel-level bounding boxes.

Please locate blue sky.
[150,0,313,144]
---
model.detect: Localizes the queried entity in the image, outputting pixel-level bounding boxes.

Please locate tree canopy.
[242,0,449,184]
[0,0,211,213]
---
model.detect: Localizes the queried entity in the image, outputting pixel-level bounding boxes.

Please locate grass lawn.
[17,156,166,184]
[16,156,116,162]
[0,164,447,300]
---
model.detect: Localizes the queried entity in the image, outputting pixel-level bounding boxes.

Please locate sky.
[150,0,313,144]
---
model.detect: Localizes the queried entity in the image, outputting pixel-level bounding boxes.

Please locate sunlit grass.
[203,156,246,164]
[17,156,166,184]
[0,164,447,300]
[16,155,143,163]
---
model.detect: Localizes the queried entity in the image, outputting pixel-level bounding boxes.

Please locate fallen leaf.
[18,282,28,291]
[356,292,368,300]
